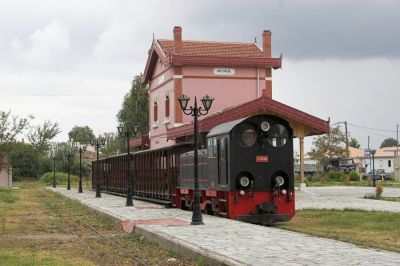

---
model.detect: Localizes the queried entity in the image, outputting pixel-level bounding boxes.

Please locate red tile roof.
[157,39,264,58]
[167,91,330,140]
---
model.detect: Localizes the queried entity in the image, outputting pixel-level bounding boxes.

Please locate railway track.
[37,190,148,266]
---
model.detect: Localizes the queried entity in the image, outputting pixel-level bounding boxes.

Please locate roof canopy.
[167,90,329,140]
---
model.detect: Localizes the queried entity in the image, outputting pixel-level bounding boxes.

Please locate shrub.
[376,185,383,197]
[319,175,329,183]
[343,175,350,185]
[349,171,360,181]
[328,170,345,182]
[39,172,80,186]
[9,144,40,180]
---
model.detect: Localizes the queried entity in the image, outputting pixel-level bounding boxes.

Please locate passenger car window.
[267,124,288,147]
[207,137,218,157]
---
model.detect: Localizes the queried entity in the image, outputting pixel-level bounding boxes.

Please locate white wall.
[363,157,394,173]
[0,166,12,187]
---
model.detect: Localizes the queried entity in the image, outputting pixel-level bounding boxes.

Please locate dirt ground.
[0,183,197,266]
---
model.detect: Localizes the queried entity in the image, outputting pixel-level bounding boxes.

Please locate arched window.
[153,101,158,122]
[165,95,170,118]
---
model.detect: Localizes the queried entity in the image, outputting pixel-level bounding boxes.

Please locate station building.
[132,26,329,186]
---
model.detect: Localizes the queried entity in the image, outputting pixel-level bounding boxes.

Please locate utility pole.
[368,136,372,173]
[345,121,349,157]
[397,125,399,182]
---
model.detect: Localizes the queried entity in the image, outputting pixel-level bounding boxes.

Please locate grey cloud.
[169,0,400,59]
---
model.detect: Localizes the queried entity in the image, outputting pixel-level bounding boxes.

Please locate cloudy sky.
[1,0,399,151]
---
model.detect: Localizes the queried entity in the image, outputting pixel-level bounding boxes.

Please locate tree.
[100,132,124,156]
[68,126,95,144]
[308,126,347,171]
[9,143,40,179]
[380,137,399,148]
[0,110,34,144]
[349,137,361,149]
[117,75,149,135]
[28,120,61,152]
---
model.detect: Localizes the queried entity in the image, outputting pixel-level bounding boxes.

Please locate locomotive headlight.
[239,176,250,187]
[260,121,270,132]
[275,176,285,187]
[281,189,287,195]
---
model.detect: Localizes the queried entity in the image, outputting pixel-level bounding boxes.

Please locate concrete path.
[296,186,400,212]
[50,187,400,266]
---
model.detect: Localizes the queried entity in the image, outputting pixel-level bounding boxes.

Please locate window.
[267,124,288,148]
[207,137,217,158]
[388,160,392,167]
[235,123,257,148]
[242,129,257,147]
[165,95,170,117]
[153,101,158,122]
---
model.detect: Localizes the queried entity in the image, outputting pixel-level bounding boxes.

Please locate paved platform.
[296,186,400,212]
[50,187,400,266]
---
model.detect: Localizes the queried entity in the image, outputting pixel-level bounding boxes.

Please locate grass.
[364,195,400,202]
[0,182,195,265]
[276,209,400,253]
[295,176,400,188]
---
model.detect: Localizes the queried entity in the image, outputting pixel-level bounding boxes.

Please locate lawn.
[364,196,400,202]
[276,209,400,253]
[0,183,195,266]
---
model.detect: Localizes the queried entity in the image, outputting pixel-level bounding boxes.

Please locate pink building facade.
[142,26,281,149]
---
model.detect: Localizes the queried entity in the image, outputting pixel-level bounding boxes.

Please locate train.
[92,114,295,224]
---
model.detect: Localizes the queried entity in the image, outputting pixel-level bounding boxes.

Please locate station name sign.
[213,68,235,76]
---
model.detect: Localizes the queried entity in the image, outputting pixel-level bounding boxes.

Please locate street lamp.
[91,138,106,198]
[50,143,58,188]
[178,94,214,225]
[118,123,139,206]
[64,140,75,190]
[75,144,87,193]
[371,149,376,187]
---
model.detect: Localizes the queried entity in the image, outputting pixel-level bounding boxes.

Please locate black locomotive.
[92,114,295,224]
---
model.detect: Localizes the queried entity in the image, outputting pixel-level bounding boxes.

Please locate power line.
[347,122,397,133]
[0,93,122,97]
[331,121,395,140]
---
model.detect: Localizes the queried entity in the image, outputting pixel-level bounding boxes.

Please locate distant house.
[0,154,12,188]
[362,146,399,174]
[294,153,320,174]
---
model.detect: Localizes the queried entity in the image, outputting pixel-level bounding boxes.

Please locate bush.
[9,144,41,180]
[319,175,329,183]
[343,175,350,185]
[349,171,361,181]
[39,172,80,186]
[328,170,345,182]
[376,185,383,197]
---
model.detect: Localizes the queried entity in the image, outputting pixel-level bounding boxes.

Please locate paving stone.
[51,187,400,265]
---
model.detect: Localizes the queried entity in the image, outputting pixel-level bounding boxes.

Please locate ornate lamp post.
[118,123,139,206]
[178,94,214,225]
[91,138,106,198]
[75,144,87,193]
[50,143,58,188]
[65,140,75,190]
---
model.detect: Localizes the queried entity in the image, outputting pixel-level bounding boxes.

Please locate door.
[218,138,228,186]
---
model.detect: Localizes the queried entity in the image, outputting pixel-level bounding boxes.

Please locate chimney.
[262,30,271,57]
[263,30,272,98]
[173,26,182,54]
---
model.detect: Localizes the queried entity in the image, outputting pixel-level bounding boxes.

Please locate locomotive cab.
[177,114,295,225]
